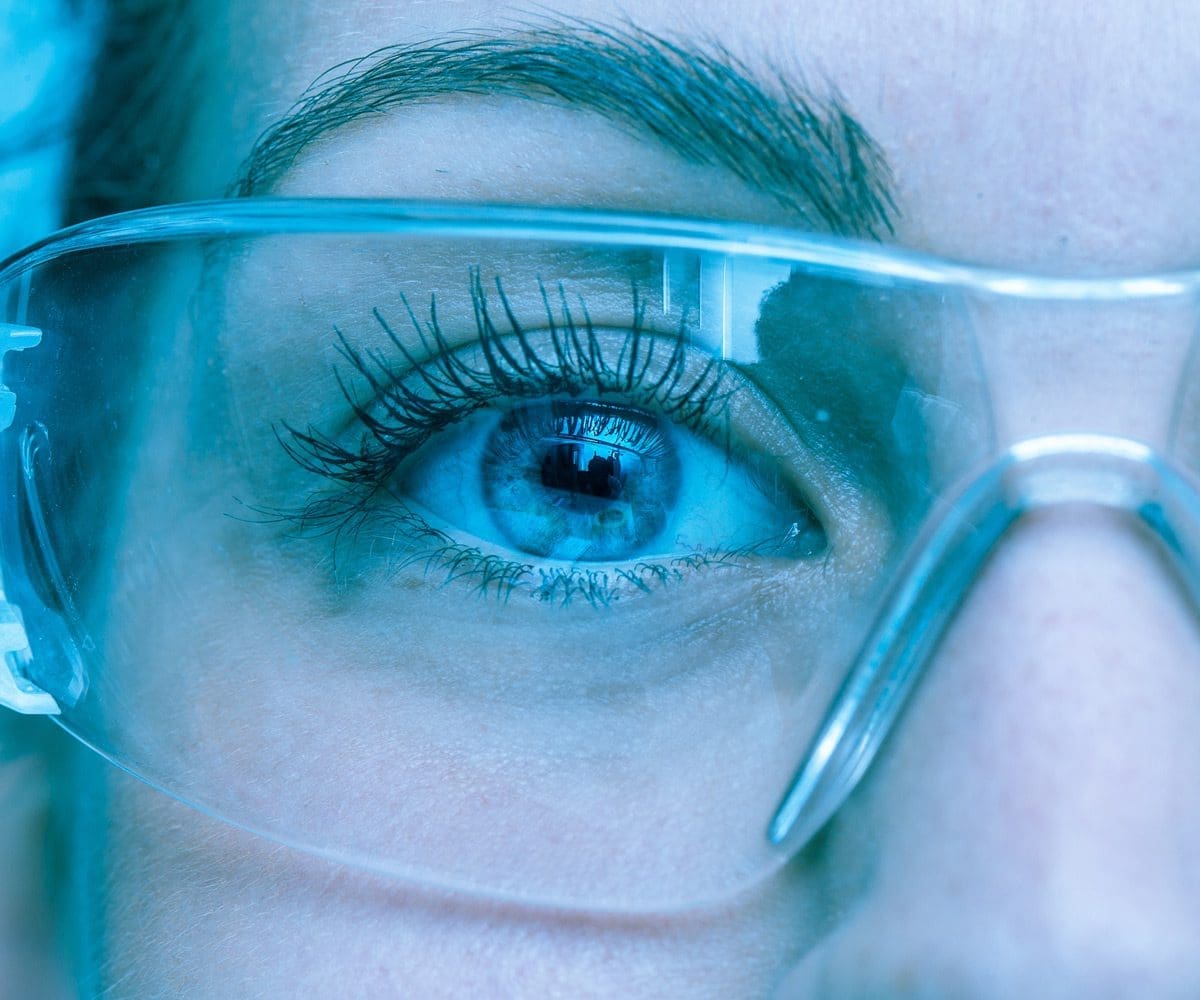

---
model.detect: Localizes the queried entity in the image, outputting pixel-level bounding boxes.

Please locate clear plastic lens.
[3,201,1198,911]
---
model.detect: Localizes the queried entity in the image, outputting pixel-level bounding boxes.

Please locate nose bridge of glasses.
[766,430,1200,854]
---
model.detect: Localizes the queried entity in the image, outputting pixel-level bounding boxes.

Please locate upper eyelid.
[270,275,751,534]
[329,273,739,448]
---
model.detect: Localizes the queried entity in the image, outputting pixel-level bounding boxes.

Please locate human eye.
[262,268,832,607]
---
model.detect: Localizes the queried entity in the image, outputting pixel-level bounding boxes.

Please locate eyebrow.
[232,22,896,238]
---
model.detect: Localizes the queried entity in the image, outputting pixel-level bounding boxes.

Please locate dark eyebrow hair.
[232,22,895,238]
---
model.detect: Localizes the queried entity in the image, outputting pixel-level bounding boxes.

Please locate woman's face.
[80,1,1200,996]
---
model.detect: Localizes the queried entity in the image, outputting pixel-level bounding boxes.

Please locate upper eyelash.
[276,271,736,533]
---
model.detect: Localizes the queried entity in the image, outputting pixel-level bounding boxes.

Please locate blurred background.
[1,3,101,996]
[0,0,101,258]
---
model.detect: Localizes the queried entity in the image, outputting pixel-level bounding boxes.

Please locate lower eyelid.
[336,495,715,607]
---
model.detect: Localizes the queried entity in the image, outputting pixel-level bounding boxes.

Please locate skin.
[8,0,1200,996]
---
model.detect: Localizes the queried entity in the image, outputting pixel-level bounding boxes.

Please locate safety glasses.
[2,199,1199,911]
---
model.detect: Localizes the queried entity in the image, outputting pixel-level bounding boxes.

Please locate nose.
[780,505,1200,998]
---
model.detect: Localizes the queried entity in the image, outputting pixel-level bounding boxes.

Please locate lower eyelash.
[308,492,765,609]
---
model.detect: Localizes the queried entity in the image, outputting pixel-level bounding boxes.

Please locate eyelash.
[265,271,755,606]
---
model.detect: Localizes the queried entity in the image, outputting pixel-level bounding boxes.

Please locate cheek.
[82,516,889,994]
[91,765,834,999]
[100,537,863,902]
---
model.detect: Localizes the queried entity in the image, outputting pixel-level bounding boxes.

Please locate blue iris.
[481,400,681,561]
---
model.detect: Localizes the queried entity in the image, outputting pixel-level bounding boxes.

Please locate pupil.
[540,442,627,500]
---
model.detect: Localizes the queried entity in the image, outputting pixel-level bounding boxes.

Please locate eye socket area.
[266,298,858,605]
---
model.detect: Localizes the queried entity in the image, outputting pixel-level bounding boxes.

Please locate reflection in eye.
[266,272,829,606]
[483,400,678,561]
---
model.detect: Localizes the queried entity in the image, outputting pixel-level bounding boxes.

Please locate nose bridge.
[881,500,1200,858]
[776,446,1200,995]
[770,433,1200,853]
[783,499,1200,997]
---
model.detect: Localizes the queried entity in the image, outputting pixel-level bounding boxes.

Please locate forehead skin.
[90,2,1200,998]
[181,0,1200,272]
